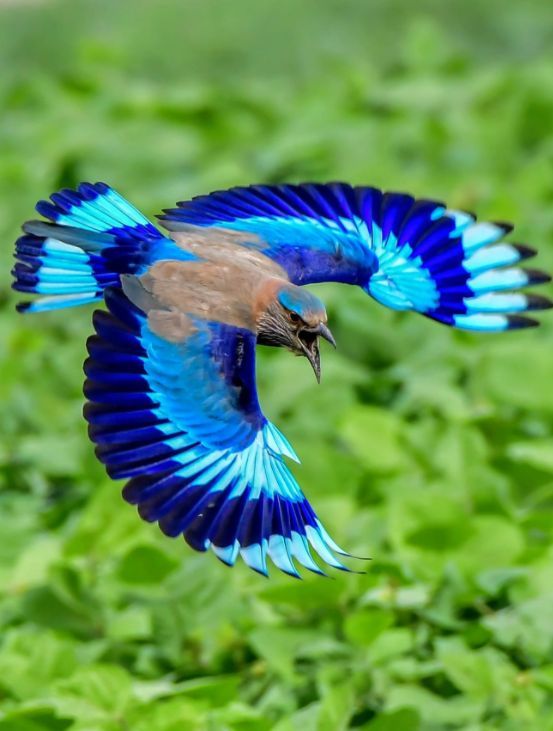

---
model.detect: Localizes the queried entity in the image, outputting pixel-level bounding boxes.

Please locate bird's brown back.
[122,226,290,341]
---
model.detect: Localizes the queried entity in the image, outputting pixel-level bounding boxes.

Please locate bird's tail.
[12,182,164,313]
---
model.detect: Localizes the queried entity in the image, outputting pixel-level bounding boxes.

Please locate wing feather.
[84,287,351,576]
[159,182,551,331]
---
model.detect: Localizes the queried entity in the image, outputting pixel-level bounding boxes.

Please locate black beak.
[299,323,336,383]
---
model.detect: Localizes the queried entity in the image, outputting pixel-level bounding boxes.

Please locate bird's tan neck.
[252,277,289,323]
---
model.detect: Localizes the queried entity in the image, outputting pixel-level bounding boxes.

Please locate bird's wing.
[84,285,351,577]
[158,183,551,331]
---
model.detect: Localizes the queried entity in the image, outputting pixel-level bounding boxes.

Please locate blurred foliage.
[1,0,553,729]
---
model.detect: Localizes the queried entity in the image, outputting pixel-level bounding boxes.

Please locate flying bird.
[12,182,552,576]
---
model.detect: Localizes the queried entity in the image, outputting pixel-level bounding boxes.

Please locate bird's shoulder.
[127,247,288,337]
[168,223,285,277]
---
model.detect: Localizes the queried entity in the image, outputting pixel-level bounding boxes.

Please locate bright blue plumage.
[277,286,327,322]
[161,183,551,331]
[12,180,552,578]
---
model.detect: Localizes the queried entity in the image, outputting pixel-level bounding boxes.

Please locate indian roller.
[12,182,552,576]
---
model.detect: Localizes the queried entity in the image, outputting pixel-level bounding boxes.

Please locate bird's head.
[256,282,335,382]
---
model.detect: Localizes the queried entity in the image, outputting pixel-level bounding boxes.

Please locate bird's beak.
[304,341,322,383]
[299,323,336,383]
[317,322,336,349]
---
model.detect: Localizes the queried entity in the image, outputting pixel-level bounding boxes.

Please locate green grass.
[2,1,553,729]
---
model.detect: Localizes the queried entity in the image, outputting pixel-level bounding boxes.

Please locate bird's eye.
[289,312,300,323]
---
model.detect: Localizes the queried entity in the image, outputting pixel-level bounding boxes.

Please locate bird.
[12,181,552,577]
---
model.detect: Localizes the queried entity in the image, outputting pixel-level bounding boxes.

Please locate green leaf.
[127,697,206,731]
[272,703,320,731]
[363,709,420,731]
[483,592,553,662]
[507,439,553,473]
[477,342,553,412]
[105,606,152,642]
[0,629,77,700]
[51,665,133,723]
[436,638,516,702]
[7,536,61,592]
[208,702,273,730]
[117,544,179,585]
[166,676,240,707]
[343,609,394,646]
[385,685,483,725]
[248,628,320,682]
[339,406,404,473]
[0,707,70,731]
[456,515,524,574]
[366,629,413,665]
[317,682,354,731]
[16,433,86,477]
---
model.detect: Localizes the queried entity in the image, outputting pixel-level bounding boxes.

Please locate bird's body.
[12,181,552,576]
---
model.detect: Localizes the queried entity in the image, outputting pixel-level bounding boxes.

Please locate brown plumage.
[120,226,335,379]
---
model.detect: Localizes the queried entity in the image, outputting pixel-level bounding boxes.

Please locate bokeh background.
[2,1,553,729]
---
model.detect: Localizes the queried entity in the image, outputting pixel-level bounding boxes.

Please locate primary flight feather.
[12,181,552,576]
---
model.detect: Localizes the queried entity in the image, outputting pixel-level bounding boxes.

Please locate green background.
[2,1,553,729]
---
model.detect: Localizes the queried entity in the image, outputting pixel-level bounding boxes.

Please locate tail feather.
[12,182,164,313]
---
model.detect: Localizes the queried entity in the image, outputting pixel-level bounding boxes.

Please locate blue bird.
[12,182,552,576]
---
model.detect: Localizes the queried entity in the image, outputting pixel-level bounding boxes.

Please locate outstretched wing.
[84,287,351,577]
[159,183,551,331]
